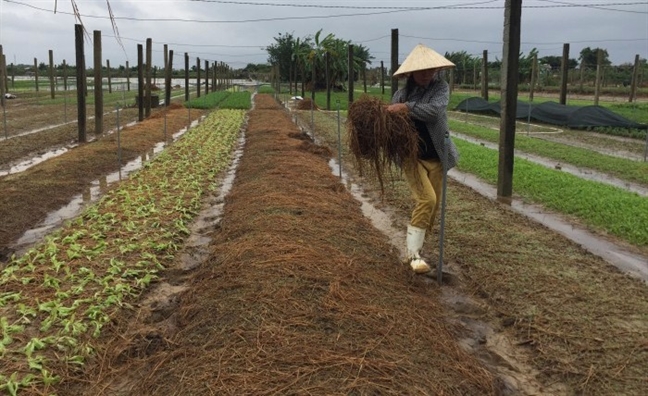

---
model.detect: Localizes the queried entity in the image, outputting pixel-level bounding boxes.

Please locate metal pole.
[337,99,342,178]
[527,98,532,136]
[437,131,450,285]
[643,127,648,162]
[310,97,314,132]
[117,106,122,168]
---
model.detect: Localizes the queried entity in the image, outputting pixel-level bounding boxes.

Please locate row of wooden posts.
[267,17,642,202]
[268,28,643,112]
[0,25,236,142]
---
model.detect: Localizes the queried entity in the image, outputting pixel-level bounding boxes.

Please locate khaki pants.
[403,158,444,232]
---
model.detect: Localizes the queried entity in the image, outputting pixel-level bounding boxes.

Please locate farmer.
[386,44,458,274]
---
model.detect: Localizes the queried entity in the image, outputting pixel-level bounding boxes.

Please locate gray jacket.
[391,78,459,170]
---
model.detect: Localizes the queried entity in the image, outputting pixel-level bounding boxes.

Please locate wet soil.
[2,94,648,395]
[0,103,205,260]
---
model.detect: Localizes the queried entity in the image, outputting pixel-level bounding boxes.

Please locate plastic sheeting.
[454,97,645,129]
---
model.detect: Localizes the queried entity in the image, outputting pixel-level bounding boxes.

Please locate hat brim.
[393,44,455,77]
[394,66,453,79]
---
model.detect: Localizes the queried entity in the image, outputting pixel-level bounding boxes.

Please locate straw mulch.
[296,97,318,110]
[347,95,419,195]
[63,94,501,395]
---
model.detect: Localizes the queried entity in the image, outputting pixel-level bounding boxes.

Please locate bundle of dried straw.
[347,95,419,193]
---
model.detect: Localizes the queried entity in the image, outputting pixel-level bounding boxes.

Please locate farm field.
[0,91,647,395]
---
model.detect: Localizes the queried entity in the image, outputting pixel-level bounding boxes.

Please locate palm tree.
[291,37,311,97]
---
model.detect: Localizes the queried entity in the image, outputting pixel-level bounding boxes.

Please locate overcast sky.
[0,0,646,70]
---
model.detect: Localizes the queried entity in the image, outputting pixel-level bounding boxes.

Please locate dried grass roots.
[346,95,419,193]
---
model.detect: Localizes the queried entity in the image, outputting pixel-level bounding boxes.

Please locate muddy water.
[453,132,648,197]
[9,119,203,255]
[0,146,74,177]
[0,120,139,177]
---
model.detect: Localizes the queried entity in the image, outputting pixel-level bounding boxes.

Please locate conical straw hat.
[393,44,455,77]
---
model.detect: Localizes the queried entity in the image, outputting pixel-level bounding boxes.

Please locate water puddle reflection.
[10,118,203,255]
[328,159,405,256]
[0,146,74,177]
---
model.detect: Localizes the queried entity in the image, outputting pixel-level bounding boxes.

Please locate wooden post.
[196,57,201,98]
[184,52,189,101]
[205,59,209,94]
[93,30,103,135]
[164,44,168,73]
[212,61,218,92]
[107,59,112,94]
[215,62,220,91]
[578,58,585,93]
[34,58,39,91]
[288,56,293,95]
[362,66,367,93]
[529,53,537,101]
[215,62,219,91]
[473,61,478,91]
[48,50,55,99]
[137,44,144,121]
[594,49,602,105]
[462,60,467,86]
[559,43,569,105]
[630,54,640,103]
[497,0,522,204]
[145,38,152,117]
[163,44,169,102]
[311,57,316,103]
[325,52,331,110]
[165,50,173,106]
[74,24,87,143]
[380,60,385,95]
[348,44,354,106]
[63,60,68,91]
[1,55,7,94]
[481,50,489,100]
[390,28,399,97]
[449,68,454,94]
[126,60,130,91]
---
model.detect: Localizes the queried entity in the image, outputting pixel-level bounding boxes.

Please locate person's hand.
[386,103,408,113]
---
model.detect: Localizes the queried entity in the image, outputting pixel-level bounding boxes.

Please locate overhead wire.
[4,0,647,24]
[2,0,645,67]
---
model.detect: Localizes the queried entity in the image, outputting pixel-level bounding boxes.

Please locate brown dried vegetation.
[346,95,419,194]
[56,94,501,395]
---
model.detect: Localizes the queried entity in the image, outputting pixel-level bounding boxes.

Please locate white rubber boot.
[406,225,431,274]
